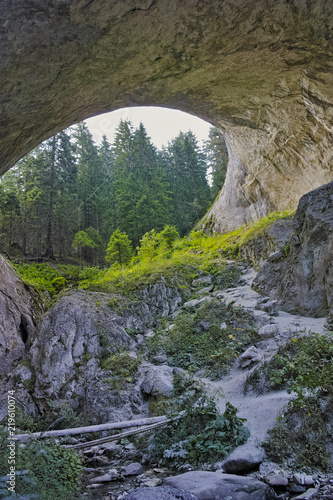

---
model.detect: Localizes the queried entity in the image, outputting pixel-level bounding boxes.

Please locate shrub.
[151,396,249,466]
[0,428,84,499]
[150,300,258,378]
[263,393,333,470]
[51,276,68,292]
[244,333,333,400]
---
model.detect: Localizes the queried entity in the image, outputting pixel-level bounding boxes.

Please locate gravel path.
[203,264,328,445]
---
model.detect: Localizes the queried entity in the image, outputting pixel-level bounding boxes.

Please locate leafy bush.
[0,428,84,499]
[244,333,333,401]
[263,394,333,470]
[151,396,249,466]
[150,300,258,378]
[13,263,61,294]
[51,276,68,292]
[101,351,140,386]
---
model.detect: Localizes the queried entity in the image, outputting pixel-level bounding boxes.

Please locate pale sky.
[85,106,212,149]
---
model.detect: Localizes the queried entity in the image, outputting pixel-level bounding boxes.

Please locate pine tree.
[205,127,228,200]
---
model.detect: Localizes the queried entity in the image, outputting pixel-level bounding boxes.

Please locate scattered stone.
[222,444,265,473]
[198,320,211,331]
[220,322,227,330]
[293,488,319,499]
[145,329,155,338]
[123,486,198,500]
[192,276,212,286]
[264,474,288,487]
[90,470,121,483]
[267,251,285,263]
[289,484,306,494]
[123,463,144,476]
[164,471,276,499]
[152,355,169,364]
[182,296,213,310]
[258,324,279,338]
[195,286,213,296]
[238,278,247,286]
[293,474,315,486]
[239,346,262,368]
[136,334,144,345]
[256,298,279,316]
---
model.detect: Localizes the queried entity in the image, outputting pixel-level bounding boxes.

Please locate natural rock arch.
[1,0,333,230]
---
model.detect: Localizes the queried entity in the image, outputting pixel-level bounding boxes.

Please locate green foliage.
[51,276,68,292]
[101,351,140,378]
[149,299,258,378]
[151,396,249,466]
[106,229,133,266]
[0,428,84,498]
[12,262,62,294]
[263,394,333,470]
[72,230,97,250]
[244,333,333,401]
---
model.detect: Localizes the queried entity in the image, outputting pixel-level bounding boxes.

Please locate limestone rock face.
[253,181,333,318]
[0,1,333,229]
[239,219,293,269]
[0,255,40,376]
[16,283,181,421]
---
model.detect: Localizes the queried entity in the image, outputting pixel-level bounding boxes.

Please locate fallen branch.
[66,417,176,450]
[14,415,169,441]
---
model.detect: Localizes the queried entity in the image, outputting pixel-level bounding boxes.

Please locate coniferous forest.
[0,120,227,264]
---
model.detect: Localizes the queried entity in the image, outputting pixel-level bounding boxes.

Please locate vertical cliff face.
[0,0,332,229]
[253,181,333,319]
[0,256,40,376]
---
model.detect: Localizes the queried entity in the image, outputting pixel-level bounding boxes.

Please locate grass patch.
[149,299,258,379]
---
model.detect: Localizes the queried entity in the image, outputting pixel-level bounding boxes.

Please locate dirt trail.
[202,265,327,445]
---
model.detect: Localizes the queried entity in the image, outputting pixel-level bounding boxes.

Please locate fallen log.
[66,418,175,450]
[14,415,169,441]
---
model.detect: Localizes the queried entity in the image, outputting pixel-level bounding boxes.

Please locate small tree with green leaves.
[72,230,97,268]
[106,229,133,266]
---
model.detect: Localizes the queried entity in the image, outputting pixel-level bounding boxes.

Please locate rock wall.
[0,1,333,229]
[13,284,182,421]
[253,181,333,319]
[0,255,40,377]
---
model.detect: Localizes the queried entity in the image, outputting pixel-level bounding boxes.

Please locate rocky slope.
[1,1,333,230]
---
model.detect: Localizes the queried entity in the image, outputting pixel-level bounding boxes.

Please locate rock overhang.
[0,0,333,229]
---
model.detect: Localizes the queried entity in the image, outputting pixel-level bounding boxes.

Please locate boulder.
[123,463,144,476]
[141,365,174,397]
[253,181,333,318]
[258,324,279,338]
[239,346,262,368]
[264,474,288,488]
[222,443,266,473]
[123,486,198,500]
[164,471,276,499]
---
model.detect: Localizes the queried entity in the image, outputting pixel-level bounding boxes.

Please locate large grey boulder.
[0,255,40,377]
[164,471,276,499]
[222,443,266,474]
[123,486,198,500]
[140,365,175,397]
[253,181,333,318]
